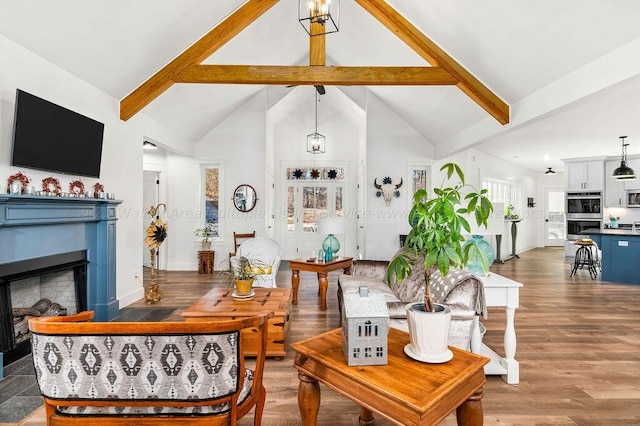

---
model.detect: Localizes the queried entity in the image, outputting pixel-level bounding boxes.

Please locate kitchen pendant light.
[544,167,556,175]
[612,136,636,180]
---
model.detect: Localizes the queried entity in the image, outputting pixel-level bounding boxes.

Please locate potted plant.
[387,163,493,362]
[194,223,216,250]
[609,215,620,229]
[228,256,262,297]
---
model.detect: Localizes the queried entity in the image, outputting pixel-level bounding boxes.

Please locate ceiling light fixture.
[299,0,339,36]
[612,136,636,180]
[544,167,556,175]
[143,141,157,150]
[307,91,325,154]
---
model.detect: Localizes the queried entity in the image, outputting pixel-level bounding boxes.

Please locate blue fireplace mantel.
[0,194,122,321]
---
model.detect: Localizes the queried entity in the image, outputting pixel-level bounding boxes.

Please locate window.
[364,320,372,337]
[376,347,384,357]
[483,178,521,211]
[364,347,371,358]
[202,166,221,237]
[353,347,361,358]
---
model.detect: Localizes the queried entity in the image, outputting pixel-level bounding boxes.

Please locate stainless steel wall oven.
[566,191,602,218]
[567,219,602,240]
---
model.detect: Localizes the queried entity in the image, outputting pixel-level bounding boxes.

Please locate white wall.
[0,34,184,308]
[365,92,435,260]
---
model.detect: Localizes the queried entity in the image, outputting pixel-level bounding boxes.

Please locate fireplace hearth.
[0,251,88,364]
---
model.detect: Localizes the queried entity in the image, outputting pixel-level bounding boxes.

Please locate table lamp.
[318,217,345,261]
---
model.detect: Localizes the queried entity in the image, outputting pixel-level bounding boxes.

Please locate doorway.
[283,182,346,259]
[545,188,566,246]
[143,171,160,268]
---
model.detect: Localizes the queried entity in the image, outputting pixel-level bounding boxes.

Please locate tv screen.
[11,89,104,178]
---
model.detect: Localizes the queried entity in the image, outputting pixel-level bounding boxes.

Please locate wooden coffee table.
[292,328,489,426]
[181,287,292,359]
[289,257,353,310]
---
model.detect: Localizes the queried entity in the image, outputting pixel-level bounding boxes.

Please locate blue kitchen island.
[587,229,640,285]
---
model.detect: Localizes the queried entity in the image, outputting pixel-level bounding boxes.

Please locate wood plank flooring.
[14,247,640,426]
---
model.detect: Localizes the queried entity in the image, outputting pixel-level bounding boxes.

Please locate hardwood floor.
[14,247,640,426]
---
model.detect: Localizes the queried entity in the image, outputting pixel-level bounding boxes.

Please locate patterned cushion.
[55,369,254,416]
[31,332,241,402]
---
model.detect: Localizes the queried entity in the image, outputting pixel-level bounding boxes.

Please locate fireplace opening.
[0,251,88,366]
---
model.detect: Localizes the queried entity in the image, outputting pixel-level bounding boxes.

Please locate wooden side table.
[292,328,489,425]
[198,250,215,274]
[289,257,353,311]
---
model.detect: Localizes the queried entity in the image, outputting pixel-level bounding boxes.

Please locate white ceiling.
[2,0,640,172]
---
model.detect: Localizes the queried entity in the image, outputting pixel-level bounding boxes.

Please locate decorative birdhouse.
[341,287,389,366]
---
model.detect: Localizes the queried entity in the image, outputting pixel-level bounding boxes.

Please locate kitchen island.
[585,228,640,285]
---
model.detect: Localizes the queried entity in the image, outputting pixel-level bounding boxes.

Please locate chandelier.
[299,0,339,36]
[307,91,325,154]
[612,136,636,180]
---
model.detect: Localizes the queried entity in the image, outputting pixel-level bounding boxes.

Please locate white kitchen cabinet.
[623,158,640,190]
[605,160,626,207]
[566,160,604,191]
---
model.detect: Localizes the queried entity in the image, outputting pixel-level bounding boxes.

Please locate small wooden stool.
[198,250,215,274]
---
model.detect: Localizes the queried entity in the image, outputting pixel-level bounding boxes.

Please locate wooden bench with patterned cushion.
[28,311,273,426]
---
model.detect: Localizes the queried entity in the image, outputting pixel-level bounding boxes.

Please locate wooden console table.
[292,328,489,425]
[471,272,523,384]
[289,257,352,311]
[197,250,214,274]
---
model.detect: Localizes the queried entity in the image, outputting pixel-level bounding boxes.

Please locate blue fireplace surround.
[0,194,122,377]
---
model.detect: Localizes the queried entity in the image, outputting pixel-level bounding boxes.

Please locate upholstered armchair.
[337,255,486,352]
[236,237,282,288]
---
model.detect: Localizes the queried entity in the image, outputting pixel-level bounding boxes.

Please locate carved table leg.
[456,387,484,426]
[317,272,328,311]
[292,269,300,305]
[298,371,320,426]
[359,407,375,426]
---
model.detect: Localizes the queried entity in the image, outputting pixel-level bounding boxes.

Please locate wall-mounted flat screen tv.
[11,89,104,178]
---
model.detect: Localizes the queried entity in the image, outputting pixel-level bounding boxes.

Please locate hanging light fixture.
[307,91,326,154]
[612,136,636,180]
[299,0,339,36]
[544,167,556,175]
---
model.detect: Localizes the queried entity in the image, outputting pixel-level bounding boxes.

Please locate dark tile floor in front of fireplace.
[0,307,177,424]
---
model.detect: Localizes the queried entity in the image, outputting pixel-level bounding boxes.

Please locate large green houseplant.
[387,163,494,312]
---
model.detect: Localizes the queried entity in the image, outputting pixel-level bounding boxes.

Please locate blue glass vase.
[462,235,495,275]
[322,234,340,261]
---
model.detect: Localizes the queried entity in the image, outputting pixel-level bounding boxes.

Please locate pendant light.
[544,167,556,175]
[306,91,325,154]
[612,136,636,180]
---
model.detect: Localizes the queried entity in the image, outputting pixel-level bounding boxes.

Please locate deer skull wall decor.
[374,177,403,206]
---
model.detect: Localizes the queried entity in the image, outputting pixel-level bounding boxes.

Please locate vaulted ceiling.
[2,0,640,172]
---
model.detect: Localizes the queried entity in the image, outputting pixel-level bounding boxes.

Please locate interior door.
[284,182,345,259]
[545,188,566,246]
[142,171,159,267]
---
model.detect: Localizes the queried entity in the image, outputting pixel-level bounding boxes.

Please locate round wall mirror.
[233,184,257,213]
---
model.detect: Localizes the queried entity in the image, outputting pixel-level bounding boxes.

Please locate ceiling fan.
[286,84,326,95]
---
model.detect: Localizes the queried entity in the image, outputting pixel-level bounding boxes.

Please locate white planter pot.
[404,302,453,363]
[201,241,211,251]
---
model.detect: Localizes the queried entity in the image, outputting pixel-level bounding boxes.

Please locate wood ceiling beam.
[355,0,509,125]
[174,65,459,86]
[309,23,326,66]
[119,0,279,121]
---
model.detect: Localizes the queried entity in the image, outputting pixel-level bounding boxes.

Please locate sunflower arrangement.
[144,203,168,304]
[145,217,168,249]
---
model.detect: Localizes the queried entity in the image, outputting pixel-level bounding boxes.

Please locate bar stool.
[570,239,598,279]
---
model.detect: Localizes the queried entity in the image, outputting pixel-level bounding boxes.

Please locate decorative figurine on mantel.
[143,203,168,304]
